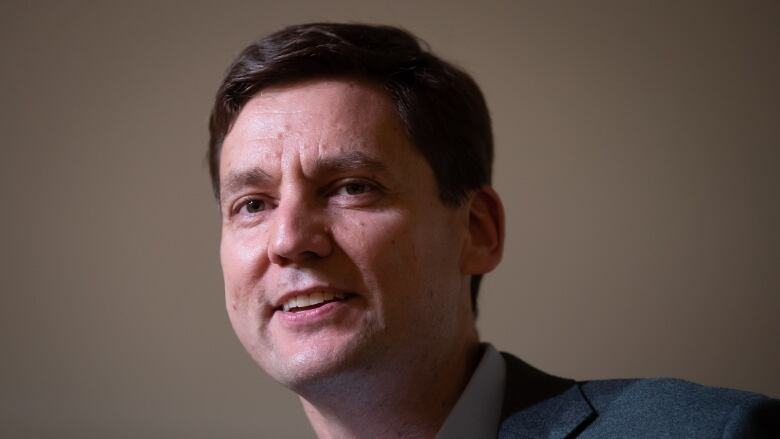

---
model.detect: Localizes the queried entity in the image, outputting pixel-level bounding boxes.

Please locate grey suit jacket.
[498,353,780,438]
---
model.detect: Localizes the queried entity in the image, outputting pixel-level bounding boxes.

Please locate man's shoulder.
[578,377,778,438]
[498,352,780,438]
[580,375,767,412]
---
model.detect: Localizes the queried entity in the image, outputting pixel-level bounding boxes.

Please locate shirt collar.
[436,343,506,439]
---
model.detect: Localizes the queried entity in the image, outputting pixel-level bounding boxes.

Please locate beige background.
[1,1,778,437]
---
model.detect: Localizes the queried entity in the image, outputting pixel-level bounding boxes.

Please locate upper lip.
[271,286,353,311]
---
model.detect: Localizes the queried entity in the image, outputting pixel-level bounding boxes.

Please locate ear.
[461,186,505,275]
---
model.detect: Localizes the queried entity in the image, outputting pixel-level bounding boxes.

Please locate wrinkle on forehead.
[251,110,304,114]
[222,79,410,183]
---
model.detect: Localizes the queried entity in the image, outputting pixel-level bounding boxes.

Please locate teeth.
[281,291,346,311]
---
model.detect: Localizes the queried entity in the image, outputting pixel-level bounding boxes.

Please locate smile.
[279,291,352,312]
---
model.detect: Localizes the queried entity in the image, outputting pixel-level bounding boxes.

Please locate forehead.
[219,79,412,180]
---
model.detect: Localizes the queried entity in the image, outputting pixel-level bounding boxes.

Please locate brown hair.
[208,22,493,314]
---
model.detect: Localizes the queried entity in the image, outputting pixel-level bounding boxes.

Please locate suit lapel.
[498,353,596,439]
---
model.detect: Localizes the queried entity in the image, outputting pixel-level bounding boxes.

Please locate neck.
[299,337,481,439]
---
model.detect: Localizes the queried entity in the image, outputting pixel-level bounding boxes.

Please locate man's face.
[218,79,475,388]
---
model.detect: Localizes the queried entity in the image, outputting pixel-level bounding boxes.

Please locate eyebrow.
[314,150,387,175]
[220,167,273,200]
[220,150,388,199]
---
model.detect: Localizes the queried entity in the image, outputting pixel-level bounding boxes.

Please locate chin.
[260,335,379,391]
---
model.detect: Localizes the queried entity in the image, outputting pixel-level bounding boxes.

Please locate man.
[208,23,778,438]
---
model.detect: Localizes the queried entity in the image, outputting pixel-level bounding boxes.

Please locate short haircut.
[208,22,494,315]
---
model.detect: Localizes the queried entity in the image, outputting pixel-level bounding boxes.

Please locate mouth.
[275,290,355,313]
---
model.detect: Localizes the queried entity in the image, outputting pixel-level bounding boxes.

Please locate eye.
[339,181,374,196]
[242,198,267,213]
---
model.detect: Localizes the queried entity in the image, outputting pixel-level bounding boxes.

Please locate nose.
[267,196,332,265]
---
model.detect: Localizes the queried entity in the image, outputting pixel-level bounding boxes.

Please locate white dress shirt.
[436,343,506,439]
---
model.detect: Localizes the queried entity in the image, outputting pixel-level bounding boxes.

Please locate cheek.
[221,227,272,354]
[220,225,270,305]
[331,211,426,299]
